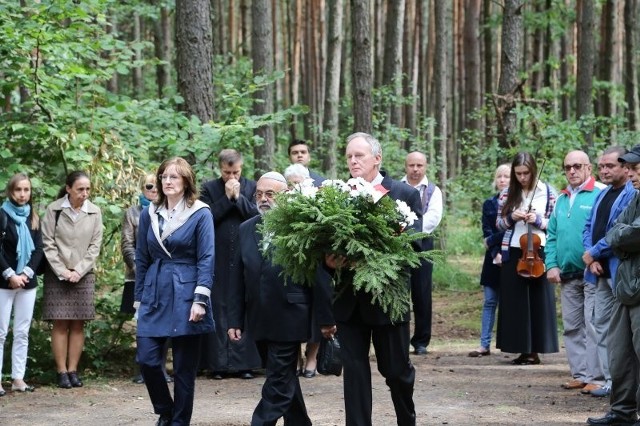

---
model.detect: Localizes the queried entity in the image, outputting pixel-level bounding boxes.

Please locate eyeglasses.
[144,184,155,190]
[563,163,589,172]
[158,174,181,182]
[254,190,277,200]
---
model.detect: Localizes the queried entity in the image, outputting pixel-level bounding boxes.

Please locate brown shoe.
[581,383,602,394]
[562,379,586,389]
[468,348,490,357]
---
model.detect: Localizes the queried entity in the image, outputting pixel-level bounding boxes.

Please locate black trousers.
[137,334,202,425]
[251,341,311,426]
[410,237,434,349]
[338,317,416,426]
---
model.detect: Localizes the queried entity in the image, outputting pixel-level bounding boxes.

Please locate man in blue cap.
[587,144,640,426]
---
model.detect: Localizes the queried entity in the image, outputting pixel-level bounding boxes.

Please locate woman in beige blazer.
[41,171,102,389]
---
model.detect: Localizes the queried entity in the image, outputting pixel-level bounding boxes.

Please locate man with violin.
[588,145,640,426]
[545,150,606,394]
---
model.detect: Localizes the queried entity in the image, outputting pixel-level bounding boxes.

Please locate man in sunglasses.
[198,149,261,380]
[545,150,606,394]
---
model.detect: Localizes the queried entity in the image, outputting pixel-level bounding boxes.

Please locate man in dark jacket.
[228,171,331,425]
[199,149,261,379]
[588,145,640,426]
[318,132,422,426]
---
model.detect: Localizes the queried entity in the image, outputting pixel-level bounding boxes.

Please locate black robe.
[199,176,262,373]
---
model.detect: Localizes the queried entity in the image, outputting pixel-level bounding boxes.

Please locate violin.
[516,221,545,278]
[516,160,546,279]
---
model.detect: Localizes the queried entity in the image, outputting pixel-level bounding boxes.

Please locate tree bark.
[153,4,171,99]
[322,0,344,178]
[624,0,639,130]
[434,1,448,192]
[251,0,275,177]
[463,0,481,136]
[382,0,404,126]
[132,11,143,99]
[496,0,524,149]
[351,0,373,133]
[176,0,214,123]
[576,0,595,148]
[482,0,493,143]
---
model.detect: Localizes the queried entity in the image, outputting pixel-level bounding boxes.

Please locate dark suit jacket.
[228,215,332,342]
[315,172,423,326]
[480,195,503,288]
[309,169,325,187]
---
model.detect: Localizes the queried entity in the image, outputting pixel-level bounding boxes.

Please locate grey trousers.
[608,300,640,420]
[560,279,602,383]
[592,278,616,387]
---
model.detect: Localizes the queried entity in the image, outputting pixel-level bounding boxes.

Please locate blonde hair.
[492,164,511,191]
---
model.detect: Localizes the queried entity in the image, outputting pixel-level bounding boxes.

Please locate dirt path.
[0,341,607,425]
[0,290,608,425]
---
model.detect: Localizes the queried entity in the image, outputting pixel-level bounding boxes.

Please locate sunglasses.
[145,184,156,190]
[563,163,588,172]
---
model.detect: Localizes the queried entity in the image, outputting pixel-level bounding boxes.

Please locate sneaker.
[591,385,611,398]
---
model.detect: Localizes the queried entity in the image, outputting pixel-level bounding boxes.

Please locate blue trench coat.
[135,202,216,337]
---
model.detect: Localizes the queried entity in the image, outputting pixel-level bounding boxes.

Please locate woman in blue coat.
[468,164,510,357]
[135,157,215,426]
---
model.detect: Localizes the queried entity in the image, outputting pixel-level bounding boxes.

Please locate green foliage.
[261,180,441,322]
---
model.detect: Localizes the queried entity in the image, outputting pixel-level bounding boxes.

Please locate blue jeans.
[480,286,499,350]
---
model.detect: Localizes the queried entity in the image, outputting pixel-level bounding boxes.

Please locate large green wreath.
[259,179,438,322]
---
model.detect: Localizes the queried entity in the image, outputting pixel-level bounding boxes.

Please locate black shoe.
[156,413,172,426]
[413,346,428,355]
[240,370,254,379]
[131,374,144,384]
[587,412,636,425]
[0,389,5,397]
[164,374,173,383]
[68,371,83,387]
[57,372,72,389]
[302,369,316,378]
[210,371,224,380]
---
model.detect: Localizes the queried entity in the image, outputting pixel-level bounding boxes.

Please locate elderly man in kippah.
[227,172,332,426]
[588,144,640,426]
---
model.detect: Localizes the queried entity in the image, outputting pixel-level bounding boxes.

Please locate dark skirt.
[496,247,559,354]
[42,270,96,320]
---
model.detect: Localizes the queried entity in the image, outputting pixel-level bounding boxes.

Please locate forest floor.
[0,290,609,426]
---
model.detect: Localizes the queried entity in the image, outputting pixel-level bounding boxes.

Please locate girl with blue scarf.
[0,173,44,396]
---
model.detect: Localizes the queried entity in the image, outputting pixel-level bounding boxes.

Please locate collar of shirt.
[156,198,186,222]
[371,173,384,186]
[401,175,429,190]
[61,194,89,213]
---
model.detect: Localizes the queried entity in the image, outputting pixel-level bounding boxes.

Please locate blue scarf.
[1,200,35,274]
[139,194,151,208]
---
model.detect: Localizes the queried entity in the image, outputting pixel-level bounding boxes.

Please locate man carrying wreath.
[228,172,332,426]
[317,132,423,426]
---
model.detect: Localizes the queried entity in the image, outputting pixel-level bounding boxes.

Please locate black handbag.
[317,335,342,376]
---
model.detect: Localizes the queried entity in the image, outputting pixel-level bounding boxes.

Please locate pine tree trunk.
[251,0,275,177]
[322,0,344,178]
[176,0,214,124]
[351,0,373,133]
[624,0,639,130]
[153,5,171,99]
[434,1,448,192]
[132,12,143,99]
[496,0,524,149]
[463,0,481,136]
[576,0,595,148]
[382,0,405,127]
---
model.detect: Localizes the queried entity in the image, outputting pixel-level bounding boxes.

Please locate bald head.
[405,151,428,186]
[563,150,592,189]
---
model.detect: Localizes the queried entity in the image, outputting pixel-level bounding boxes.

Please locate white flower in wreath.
[291,178,318,198]
[395,200,418,227]
[321,179,350,192]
